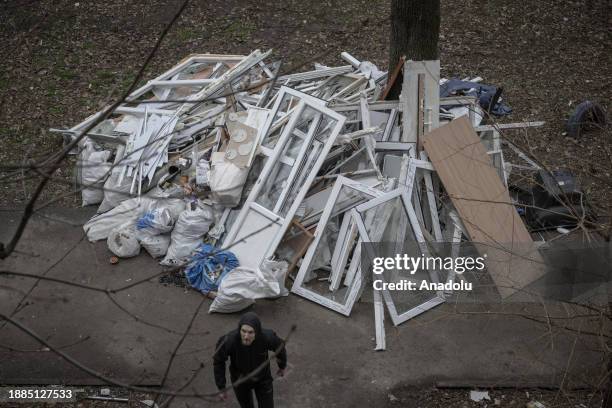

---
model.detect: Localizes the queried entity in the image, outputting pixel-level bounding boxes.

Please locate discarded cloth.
[439,78,512,116]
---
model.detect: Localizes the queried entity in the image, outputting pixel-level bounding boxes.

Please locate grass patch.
[44,83,58,97]
[55,66,78,80]
[88,70,117,90]
[49,105,64,115]
[224,20,256,43]
[175,27,198,42]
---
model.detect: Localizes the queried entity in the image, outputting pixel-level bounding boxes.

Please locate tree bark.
[387,0,440,99]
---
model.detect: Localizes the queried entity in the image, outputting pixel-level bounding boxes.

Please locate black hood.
[238,312,262,335]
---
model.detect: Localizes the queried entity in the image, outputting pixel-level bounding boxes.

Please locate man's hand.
[218,391,228,402]
[276,368,286,377]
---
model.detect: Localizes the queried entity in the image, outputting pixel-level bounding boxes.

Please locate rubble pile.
[58,50,585,350]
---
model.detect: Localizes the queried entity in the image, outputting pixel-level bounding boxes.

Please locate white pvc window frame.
[352,189,445,326]
[291,176,383,316]
[403,158,443,241]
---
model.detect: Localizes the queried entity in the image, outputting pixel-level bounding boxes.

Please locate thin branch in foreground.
[154,297,206,406]
[0,311,296,399]
[0,0,191,260]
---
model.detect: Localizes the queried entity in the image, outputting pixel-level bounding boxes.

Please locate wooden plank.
[423,116,545,298]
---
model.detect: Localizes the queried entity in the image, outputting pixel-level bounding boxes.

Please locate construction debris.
[62,50,581,350]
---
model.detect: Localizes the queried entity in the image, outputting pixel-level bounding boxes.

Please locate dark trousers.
[233,379,274,408]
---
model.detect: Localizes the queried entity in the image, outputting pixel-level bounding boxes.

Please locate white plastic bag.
[135,208,174,238]
[259,258,289,297]
[209,260,289,314]
[80,143,112,207]
[97,145,134,213]
[209,267,257,313]
[208,152,248,207]
[141,234,171,258]
[84,197,154,242]
[160,204,214,266]
[150,198,186,221]
[107,224,140,258]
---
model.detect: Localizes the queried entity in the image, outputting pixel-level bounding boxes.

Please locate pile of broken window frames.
[59,50,563,350]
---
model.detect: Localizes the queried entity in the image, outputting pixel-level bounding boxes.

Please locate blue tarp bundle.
[184,244,239,293]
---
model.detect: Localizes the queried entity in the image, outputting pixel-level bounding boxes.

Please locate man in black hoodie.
[213,312,287,408]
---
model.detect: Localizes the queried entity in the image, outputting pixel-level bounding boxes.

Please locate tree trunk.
[387,0,440,99]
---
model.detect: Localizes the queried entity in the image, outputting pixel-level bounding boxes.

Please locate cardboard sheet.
[423,116,545,298]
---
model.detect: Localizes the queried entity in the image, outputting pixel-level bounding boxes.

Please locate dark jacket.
[213,312,287,390]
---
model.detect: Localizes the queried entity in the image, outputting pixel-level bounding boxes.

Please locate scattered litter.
[470,390,491,402]
[159,271,188,287]
[140,400,159,408]
[526,401,546,408]
[86,396,129,402]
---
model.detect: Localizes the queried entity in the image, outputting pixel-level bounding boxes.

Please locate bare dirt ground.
[0,0,610,211]
[0,1,610,407]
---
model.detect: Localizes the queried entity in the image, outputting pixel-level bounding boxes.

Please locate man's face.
[240,324,256,346]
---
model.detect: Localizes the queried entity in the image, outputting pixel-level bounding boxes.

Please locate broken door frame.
[225,91,346,269]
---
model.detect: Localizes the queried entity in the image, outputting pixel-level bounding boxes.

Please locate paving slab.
[0,209,607,407]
